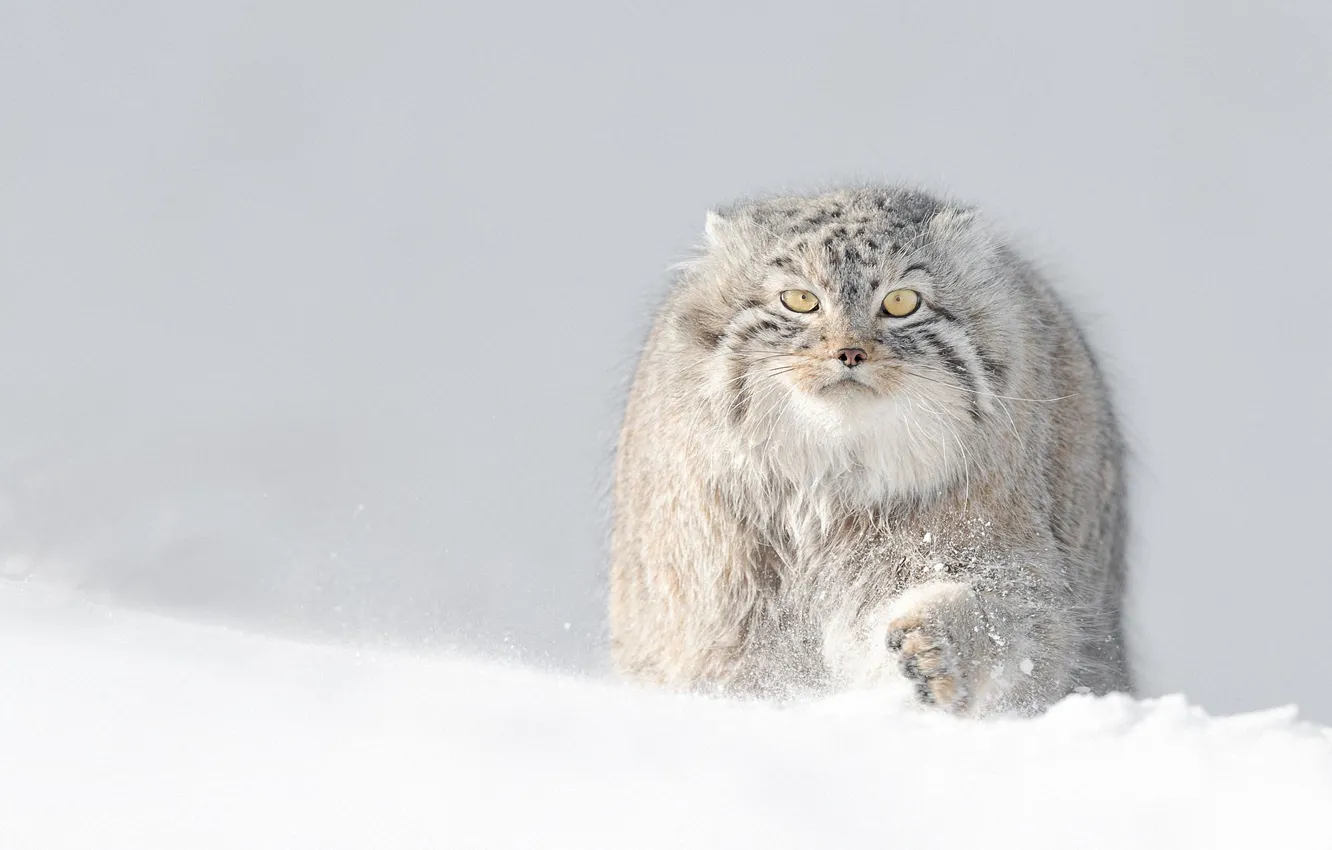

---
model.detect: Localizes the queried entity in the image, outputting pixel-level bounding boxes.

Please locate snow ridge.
[2,583,1329,850]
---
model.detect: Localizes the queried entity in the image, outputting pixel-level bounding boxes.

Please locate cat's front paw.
[883,582,983,712]
[886,612,967,710]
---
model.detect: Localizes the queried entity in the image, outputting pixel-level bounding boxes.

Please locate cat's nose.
[835,348,868,367]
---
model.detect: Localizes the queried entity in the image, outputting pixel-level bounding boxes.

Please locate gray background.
[2,1,1329,719]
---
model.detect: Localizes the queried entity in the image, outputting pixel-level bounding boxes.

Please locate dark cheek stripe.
[901,313,944,330]
[726,358,751,425]
[678,313,723,350]
[915,328,983,422]
[973,342,1009,387]
[926,303,1008,388]
[928,301,961,325]
[882,331,922,358]
[728,309,800,347]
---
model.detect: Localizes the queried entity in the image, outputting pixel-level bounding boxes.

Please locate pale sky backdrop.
[2,1,1329,719]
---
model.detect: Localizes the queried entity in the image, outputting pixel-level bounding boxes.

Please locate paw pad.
[886,619,966,711]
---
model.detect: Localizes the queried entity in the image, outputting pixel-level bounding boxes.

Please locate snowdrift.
[2,582,1329,850]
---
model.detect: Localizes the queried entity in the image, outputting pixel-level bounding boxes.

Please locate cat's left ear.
[927,206,982,237]
[928,205,997,252]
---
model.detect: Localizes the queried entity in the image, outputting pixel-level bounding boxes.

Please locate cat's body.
[610,186,1129,716]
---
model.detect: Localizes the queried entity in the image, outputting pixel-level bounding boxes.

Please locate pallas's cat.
[611,186,1129,715]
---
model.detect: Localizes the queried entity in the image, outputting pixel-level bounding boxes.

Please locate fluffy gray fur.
[610,185,1130,716]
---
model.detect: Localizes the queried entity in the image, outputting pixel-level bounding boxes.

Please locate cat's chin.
[811,375,883,402]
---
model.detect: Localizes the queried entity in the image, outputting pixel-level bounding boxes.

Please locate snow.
[3,582,1330,850]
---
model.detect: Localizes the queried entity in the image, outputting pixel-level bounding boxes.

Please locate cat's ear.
[928,205,995,250]
[703,209,753,264]
[704,210,735,247]
[927,206,981,236]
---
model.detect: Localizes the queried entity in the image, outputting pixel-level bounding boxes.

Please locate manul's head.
[668,186,1032,496]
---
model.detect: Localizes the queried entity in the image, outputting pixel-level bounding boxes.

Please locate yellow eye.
[882,288,921,317]
[780,290,820,313]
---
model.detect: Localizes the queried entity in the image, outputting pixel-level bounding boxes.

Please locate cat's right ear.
[703,210,752,264]
[702,209,758,268]
[704,210,734,247]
